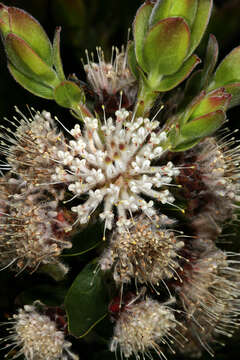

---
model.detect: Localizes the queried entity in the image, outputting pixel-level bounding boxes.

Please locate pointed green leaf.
[201,34,219,87]
[190,88,231,119]
[127,40,139,79]
[181,110,225,139]
[65,263,109,338]
[188,0,213,57]
[53,26,65,81]
[209,46,240,90]
[143,17,190,80]
[157,54,201,91]
[0,4,52,65]
[8,62,54,99]
[179,90,206,125]
[5,33,59,86]
[133,2,153,71]
[54,80,85,109]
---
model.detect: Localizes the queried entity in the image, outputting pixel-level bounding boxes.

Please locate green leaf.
[189,88,231,119]
[0,4,52,66]
[127,40,139,79]
[8,62,54,99]
[149,0,172,26]
[181,110,226,139]
[201,34,219,88]
[54,80,85,108]
[168,0,198,27]
[143,17,190,82]
[133,2,153,72]
[157,54,201,91]
[65,263,109,338]
[53,26,65,81]
[150,0,198,28]
[209,46,240,90]
[188,0,213,57]
[5,33,59,86]
[172,138,200,151]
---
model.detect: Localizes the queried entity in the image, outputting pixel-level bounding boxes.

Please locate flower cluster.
[1,2,240,360]
[53,108,180,234]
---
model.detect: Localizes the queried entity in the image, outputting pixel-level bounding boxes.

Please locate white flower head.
[53,109,180,231]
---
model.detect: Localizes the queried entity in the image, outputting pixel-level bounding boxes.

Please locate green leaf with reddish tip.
[223,82,240,109]
[53,26,65,81]
[54,80,85,109]
[190,88,231,119]
[8,62,54,99]
[157,54,201,91]
[1,5,52,66]
[209,46,240,90]
[5,33,59,86]
[127,40,139,79]
[201,34,219,88]
[143,17,190,80]
[181,110,226,139]
[179,90,206,125]
[133,1,153,72]
[188,0,213,57]
[65,263,109,338]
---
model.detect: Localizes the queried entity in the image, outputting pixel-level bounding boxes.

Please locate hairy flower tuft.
[110,296,179,358]
[84,47,137,113]
[174,243,240,356]
[0,108,67,189]
[0,175,72,273]
[100,215,184,288]
[53,109,180,232]
[2,303,78,360]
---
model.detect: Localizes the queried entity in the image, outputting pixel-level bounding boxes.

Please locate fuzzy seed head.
[53,109,179,231]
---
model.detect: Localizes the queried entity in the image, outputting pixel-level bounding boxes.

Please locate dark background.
[1,1,240,359]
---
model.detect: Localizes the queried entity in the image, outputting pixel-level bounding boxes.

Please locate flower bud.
[132,0,212,92]
[0,3,61,98]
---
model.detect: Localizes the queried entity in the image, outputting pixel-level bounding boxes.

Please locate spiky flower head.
[174,243,240,356]
[84,47,137,113]
[110,296,178,358]
[100,215,184,287]
[0,108,67,189]
[0,175,72,273]
[53,108,180,233]
[2,303,78,360]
